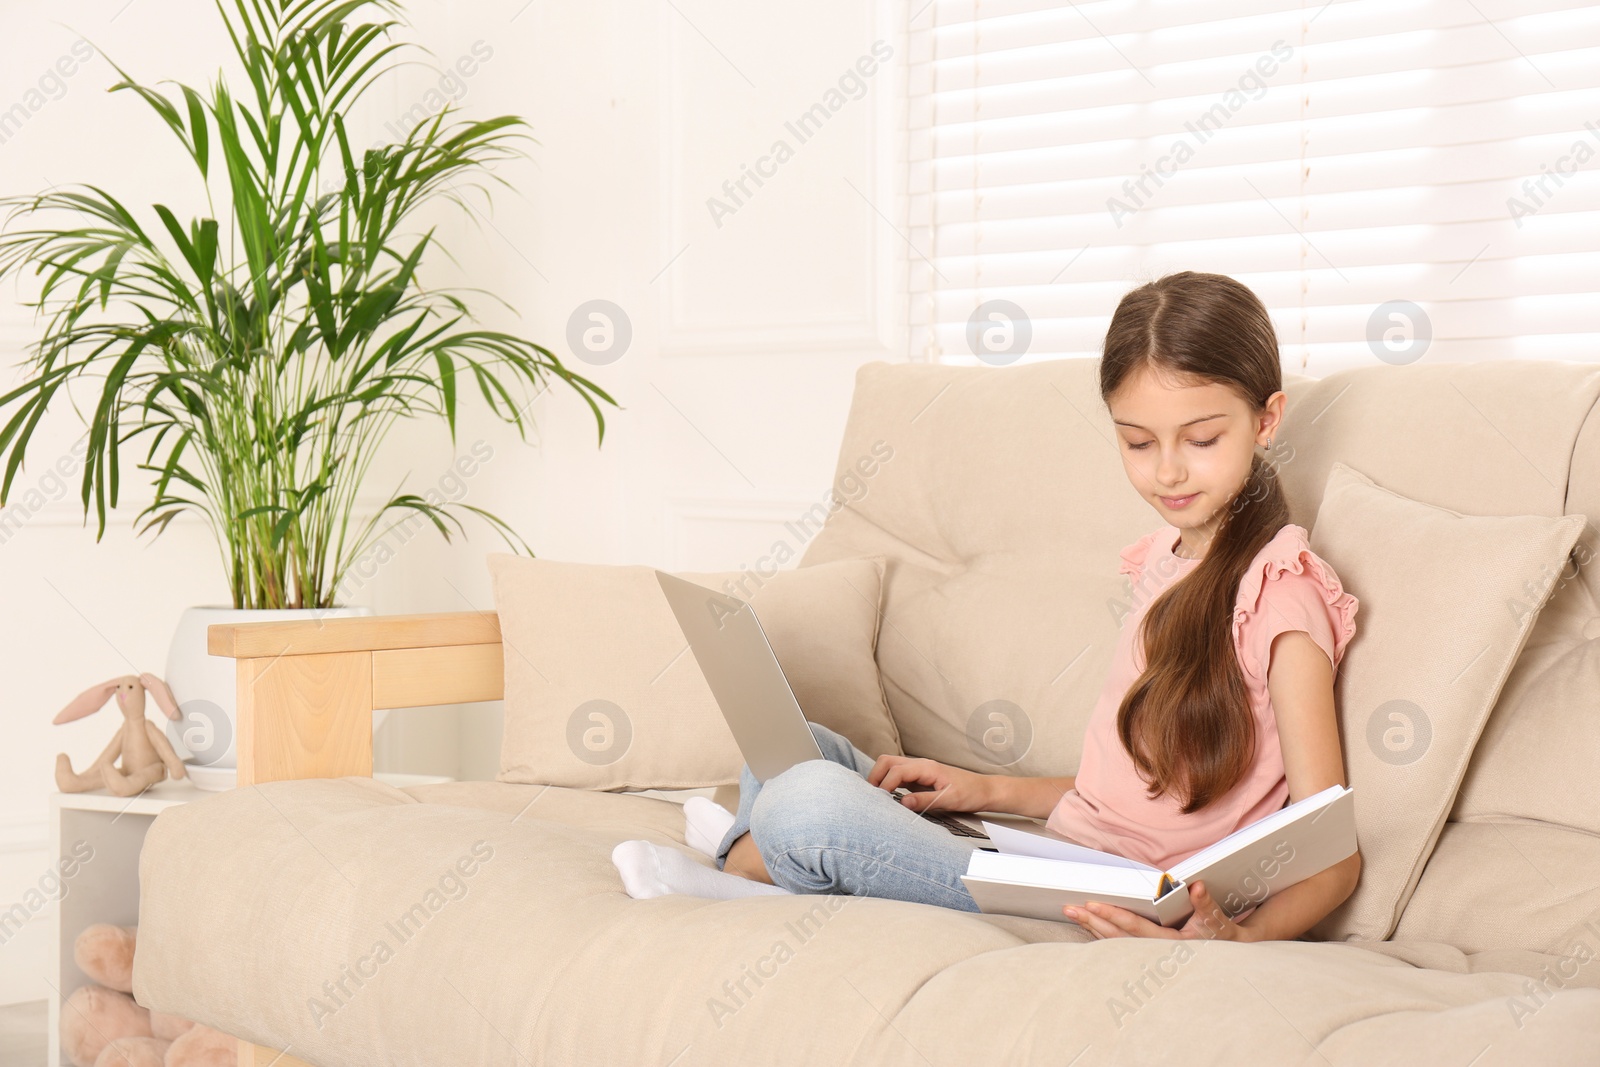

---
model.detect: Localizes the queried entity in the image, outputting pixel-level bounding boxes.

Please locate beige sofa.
[134,358,1600,1066]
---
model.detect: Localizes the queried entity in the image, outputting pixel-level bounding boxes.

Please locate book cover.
[960,784,1357,928]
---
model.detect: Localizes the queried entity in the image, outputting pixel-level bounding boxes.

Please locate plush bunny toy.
[53,675,188,796]
[60,923,236,1067]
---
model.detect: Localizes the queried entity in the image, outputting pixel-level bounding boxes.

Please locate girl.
[612,271,1362,943]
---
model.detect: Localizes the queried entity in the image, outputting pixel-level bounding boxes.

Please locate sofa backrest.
[800,359,1600,845]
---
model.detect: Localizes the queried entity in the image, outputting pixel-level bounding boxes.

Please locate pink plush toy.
[53,675,187,796]
[61,923,234,1067]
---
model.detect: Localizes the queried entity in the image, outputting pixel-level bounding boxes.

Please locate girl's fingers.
[867,754,902,787]
[881,760,940,796]
[1193,881,1221,919]
[1065,902,1116,937]
[1091,903,1145,937]
[900,786,950,812]
[1062,904,1092,932]
[1066,901,1174,939]
[1185,881,1235,940]
[879,765,909,793]
[873,757,905,791]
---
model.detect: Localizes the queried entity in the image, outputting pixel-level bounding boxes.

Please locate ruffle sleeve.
[1231,524,1360,685]
[1118,528,1164,581]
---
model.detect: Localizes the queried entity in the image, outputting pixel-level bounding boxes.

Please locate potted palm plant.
[0,0,617,787]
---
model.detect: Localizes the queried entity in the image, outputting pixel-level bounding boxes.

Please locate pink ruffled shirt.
[1046,522,1359,876]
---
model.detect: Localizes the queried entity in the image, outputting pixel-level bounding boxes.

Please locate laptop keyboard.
[926,812,989,838]
[892,788,990,839]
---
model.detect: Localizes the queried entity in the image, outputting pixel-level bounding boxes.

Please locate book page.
[980,820,1157,872]
[966,852,1167,900]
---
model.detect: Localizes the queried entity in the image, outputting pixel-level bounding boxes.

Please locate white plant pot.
[165,605,376,790]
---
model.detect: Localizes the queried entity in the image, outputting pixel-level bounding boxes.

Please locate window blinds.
[906,0,1600,371]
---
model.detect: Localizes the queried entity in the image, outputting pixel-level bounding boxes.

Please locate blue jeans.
[713,721,983,912]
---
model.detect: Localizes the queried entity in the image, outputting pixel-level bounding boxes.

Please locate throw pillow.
[489,554,899,790]
[1304,461,1586,941]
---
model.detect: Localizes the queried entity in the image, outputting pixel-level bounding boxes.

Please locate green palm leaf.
[0,0,616,608]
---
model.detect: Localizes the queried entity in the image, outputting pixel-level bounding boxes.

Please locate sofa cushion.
[1304,462,1587,942]
[1393,818,1600,955]
[134,779,1600,1067]
[1451,517,1600,834]
[489,553,898,790]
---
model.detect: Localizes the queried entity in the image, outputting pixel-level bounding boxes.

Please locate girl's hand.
[868,754,992,814]
[1062,881,1260,942]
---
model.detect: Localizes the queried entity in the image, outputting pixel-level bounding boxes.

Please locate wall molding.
[663,494,843,574]
[656,0,901,358]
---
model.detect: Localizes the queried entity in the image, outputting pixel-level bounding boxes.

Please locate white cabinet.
[48,780,200,1067]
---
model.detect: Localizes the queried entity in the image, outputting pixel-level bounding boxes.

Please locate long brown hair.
[1099,271,1290,814]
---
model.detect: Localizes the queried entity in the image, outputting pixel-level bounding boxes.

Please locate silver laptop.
[656,570,1048,851]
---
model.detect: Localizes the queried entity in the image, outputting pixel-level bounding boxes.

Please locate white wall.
[0,0,905,1004]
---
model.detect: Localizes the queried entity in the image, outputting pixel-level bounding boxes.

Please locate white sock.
[683,796,737,857]
[611,840,792,901]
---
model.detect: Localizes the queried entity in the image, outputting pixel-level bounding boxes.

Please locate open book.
[960,784,1356,928]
